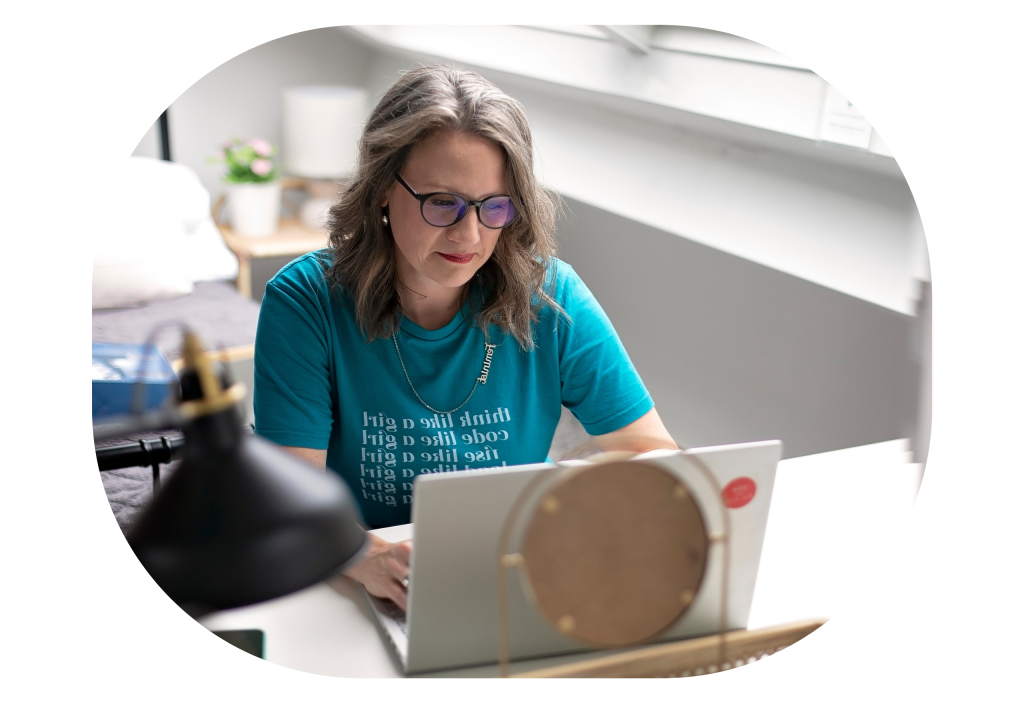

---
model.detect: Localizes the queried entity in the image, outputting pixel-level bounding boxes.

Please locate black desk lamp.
[126,330,366,616]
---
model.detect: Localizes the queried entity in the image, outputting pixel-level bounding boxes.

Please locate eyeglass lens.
[422,193,517,229]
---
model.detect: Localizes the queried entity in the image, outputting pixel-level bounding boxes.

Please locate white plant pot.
[228,182,281,237]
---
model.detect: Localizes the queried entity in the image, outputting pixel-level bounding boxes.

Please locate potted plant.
[212,138,281,237]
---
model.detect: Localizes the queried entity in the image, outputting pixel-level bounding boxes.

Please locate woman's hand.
[343,532,412,611]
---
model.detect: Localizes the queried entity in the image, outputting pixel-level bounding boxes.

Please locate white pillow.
[93,157,239,309]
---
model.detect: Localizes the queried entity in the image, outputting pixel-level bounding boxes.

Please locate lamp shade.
[127,343,366,614]
[283,85,367,178]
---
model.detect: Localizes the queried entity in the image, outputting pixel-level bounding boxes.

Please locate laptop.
[364,439,782,675]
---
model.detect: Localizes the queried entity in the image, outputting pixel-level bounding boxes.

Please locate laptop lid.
[401,440,781,674]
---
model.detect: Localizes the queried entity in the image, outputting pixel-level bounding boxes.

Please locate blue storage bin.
[92,343,176,419]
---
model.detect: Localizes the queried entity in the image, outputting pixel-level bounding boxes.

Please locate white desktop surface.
[198,440,922,678]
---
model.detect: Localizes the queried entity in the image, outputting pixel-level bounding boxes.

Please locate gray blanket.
[93,280,262,360]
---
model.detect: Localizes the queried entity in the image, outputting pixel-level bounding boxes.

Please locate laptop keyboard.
[384,600,408,635]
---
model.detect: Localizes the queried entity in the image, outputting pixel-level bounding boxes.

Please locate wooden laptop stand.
[513,618,826,678]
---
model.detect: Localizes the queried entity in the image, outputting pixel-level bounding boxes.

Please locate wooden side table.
[213,178,333,300]
[216,218,329,299]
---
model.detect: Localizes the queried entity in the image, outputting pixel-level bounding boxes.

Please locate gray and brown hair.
[325,65,560,350]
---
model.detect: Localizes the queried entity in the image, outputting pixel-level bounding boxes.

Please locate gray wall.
[556,196,921,459]
[133,27,373,200]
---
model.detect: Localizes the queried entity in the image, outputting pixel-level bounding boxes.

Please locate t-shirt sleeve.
[554,263,654,435]
[253,259,334,449]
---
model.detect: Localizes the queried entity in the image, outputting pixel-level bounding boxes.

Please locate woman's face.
[383,129,507,299]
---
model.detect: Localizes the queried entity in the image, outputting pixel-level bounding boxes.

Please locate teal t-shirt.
[253,251,653,527]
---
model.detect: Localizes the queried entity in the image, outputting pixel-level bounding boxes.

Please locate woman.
[254,65,675,609]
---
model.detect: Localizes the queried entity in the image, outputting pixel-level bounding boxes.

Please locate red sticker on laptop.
[722,477,757,509]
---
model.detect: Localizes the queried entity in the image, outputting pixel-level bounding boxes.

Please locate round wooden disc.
[521,460,708,647]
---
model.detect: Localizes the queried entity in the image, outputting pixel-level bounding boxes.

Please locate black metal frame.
[394,173,518,229]
[96,434,184,493]
[158,109,172,161]
[95,425,255,494]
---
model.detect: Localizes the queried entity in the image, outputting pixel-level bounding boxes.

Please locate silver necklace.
[392,331,497,415]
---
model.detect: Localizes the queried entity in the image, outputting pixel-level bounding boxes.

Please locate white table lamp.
[283,85,367,230]
[283,85,367,178]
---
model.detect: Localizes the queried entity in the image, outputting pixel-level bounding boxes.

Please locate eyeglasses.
[395,173,518,229]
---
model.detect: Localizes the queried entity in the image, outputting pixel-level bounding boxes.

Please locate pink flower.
[251,158,272,177]
[249,138,273,157]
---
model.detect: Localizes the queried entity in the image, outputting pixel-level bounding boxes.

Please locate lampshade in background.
[283,85,367,179]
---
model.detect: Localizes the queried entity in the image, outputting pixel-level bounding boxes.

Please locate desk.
[198,439,922,677]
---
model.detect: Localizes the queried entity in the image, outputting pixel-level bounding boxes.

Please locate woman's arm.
[591,408,678,453]
[279,445,412,610]
[280,446,327,469]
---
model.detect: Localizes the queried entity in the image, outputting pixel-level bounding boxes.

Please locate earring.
[382,213,389,226]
